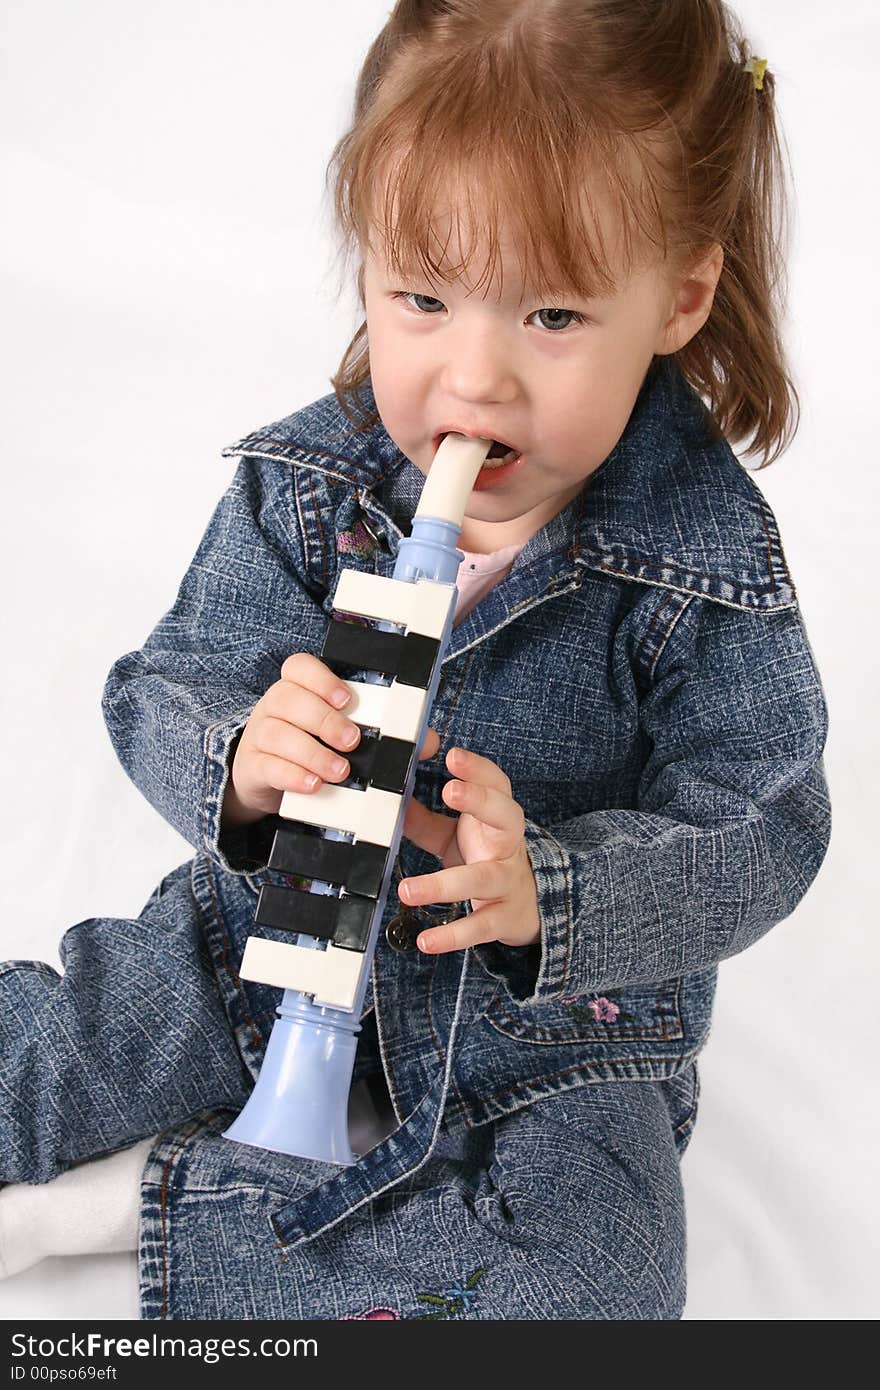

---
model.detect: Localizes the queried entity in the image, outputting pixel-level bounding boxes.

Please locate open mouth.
[483,439,520,467]
[435,432,522,468]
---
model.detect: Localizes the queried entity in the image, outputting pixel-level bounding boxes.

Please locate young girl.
[0,0,830,1320]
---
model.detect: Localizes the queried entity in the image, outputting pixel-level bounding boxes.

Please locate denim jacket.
[102,353,831,1250]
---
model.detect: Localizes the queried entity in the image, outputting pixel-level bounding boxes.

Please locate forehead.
[366,220,541,298]
[362,163,642,302]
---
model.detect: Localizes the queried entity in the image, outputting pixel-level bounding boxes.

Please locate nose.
[439,318,518,405]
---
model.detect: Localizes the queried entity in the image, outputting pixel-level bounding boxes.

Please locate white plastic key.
[279,782,401,844]
[333,571,454,640]
[342,678,428,745]
[239,936,361,1011]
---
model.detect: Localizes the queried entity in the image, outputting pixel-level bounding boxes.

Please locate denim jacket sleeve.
[101,455,328,876]
[472,592,832,1005]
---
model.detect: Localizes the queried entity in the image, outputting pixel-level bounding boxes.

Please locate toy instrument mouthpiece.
[414,433,493,526]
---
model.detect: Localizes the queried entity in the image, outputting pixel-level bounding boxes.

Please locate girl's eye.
[394,291,445,314]
[392,292,587,332]
[529,307,587,332]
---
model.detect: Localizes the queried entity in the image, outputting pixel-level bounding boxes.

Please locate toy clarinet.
[222,432,494,1165]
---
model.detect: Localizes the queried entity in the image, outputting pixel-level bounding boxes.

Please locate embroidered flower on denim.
[589,996,621,1022]
[343,1267,487,1321]
[412,1266,487,1319]
[560,994,634,1025]
[337,520,379,560]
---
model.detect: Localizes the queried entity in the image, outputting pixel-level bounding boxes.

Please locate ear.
[654,244,724,355]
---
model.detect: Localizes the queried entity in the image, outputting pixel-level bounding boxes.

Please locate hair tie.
[743,56,769,91]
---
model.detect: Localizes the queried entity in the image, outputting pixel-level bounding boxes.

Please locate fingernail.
[305,773,320,789]
[417,933,434,952]
[331,688,351,708]
[331,757,348,777]
[400,881,411,902]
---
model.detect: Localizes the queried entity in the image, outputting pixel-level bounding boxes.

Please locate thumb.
[401,792,459,864]
[418,726,441,761]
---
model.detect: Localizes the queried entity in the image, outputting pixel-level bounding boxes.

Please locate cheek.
[363,327,421,452]
[541,385,605,446]
[370,349,408,412]
[365,308,400,374]
[362,319,396,397]
[366,319,423,413]
[541,366,638,467]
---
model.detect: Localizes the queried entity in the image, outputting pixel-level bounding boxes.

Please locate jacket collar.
[221,355,795,613]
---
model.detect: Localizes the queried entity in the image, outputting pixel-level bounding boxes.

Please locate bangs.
[330,37,672,303]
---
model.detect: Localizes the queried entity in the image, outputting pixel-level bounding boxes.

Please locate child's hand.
[399,746,541,955]
[222,653,438,828]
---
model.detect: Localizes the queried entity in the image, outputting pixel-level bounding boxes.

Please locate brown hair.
[326,0,799,469]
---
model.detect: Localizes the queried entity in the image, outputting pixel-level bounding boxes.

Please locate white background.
[1,0,877,1320]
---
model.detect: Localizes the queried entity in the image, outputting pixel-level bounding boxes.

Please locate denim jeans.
[139,1078,691,1320]
[0,862,696,1320]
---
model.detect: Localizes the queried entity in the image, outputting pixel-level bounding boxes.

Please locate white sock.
[0,1137,155,1279]
[0,1083,398,1279]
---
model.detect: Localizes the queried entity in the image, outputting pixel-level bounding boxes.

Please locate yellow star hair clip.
[744,56,769,91]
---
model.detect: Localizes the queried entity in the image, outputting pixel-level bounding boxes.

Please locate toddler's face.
[361,207,687,551]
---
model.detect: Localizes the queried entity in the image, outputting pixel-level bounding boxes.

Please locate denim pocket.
[484,978,685,1046]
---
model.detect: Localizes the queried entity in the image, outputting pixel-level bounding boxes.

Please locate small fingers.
[256,710,359,791]
[442,777,525,838]
[240,747,324,797]
[280,653,353,712]
[275,656,358,749]
[416,908,498,955]
[447,745,512,796]
[399,858,508,908]
[268,676,360,747]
